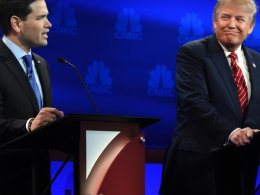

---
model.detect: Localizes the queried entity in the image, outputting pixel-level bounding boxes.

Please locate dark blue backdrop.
[33,0,260,149]
[34,0,260,150]
[2,0,260,194]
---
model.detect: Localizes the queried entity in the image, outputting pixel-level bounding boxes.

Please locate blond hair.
[213,0,258,24]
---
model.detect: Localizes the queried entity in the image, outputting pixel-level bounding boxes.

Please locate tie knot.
[22,55,33,77]
[22,55,33,68]
[229,52,237,61]
[229,52,239,72]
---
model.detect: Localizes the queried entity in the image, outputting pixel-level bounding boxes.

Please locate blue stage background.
[35,0,260,150]
[40,1,260,193]
[2,0,260,194]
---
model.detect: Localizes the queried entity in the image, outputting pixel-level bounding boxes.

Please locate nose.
[45,18,52,28]
[228,17,237,28]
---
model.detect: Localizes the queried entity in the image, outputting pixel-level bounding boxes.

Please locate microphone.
[57,57,98,113]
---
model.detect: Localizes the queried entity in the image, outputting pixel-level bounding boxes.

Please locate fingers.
[230,127,254,146]
[40,108,64,120]
[246,130,253,140]
[253,129,260,134]
[31,107,64,131]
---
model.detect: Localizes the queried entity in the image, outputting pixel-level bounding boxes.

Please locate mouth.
[223,31,239,36]
[42,31,49,39]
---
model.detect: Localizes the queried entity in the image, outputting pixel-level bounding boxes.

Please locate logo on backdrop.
[178,13,204,44]
[49,3,78,35]
[147,64,175,97]
[115,8,143,41]
[84,60,112,94]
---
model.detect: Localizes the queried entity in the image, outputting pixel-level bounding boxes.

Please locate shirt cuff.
[26,118,34,132]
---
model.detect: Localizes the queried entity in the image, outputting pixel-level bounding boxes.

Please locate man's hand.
[30,107,64,131]
[229,127,260,146]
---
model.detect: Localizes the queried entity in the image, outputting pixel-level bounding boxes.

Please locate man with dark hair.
[0,0,64,194]
[160,0,260,195]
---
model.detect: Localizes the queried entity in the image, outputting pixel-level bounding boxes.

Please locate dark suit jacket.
[0,40,52,195]
[160,35,260,195]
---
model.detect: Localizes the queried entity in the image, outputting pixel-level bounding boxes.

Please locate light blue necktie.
[22,55,42,109]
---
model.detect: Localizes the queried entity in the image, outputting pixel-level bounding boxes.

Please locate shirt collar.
[2,36,32,60]
[217,41,242,58]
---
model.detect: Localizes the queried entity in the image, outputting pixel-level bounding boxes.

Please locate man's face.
[213,4,254,51]
[18,0,52,51]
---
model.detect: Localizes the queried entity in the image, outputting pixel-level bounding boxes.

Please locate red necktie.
[229,52,248,113]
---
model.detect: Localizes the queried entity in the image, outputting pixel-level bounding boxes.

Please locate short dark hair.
[0,0,37,35]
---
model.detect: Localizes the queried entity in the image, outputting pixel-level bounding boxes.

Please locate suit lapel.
[243,47,257,111]
[32,54,52,107]
[207,36,242,119]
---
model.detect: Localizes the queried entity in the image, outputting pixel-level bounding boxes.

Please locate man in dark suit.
[0,0,64,194]
[160,0,260,195]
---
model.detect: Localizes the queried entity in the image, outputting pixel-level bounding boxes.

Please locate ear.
[247,22,255,35]
[10,16,22,33]
[213,19,217,33]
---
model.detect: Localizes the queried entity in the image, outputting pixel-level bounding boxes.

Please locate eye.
[236,17,245,23]
[220,15,231,21]
[36,15,47,20]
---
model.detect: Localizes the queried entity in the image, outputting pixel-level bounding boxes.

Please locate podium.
[0,114,159,195]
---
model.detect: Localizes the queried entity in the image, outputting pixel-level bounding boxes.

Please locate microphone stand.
[57,58,98,114]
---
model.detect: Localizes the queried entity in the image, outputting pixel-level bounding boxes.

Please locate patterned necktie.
[229,52,248,113]
[22,55,42,109]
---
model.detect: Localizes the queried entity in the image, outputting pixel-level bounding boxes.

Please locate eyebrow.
[220,13,245,17]
[35,13,49,18]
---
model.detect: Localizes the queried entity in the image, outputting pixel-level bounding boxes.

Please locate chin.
[223,42,240,50]
[39,41,48,47]
[222,38,239,46]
